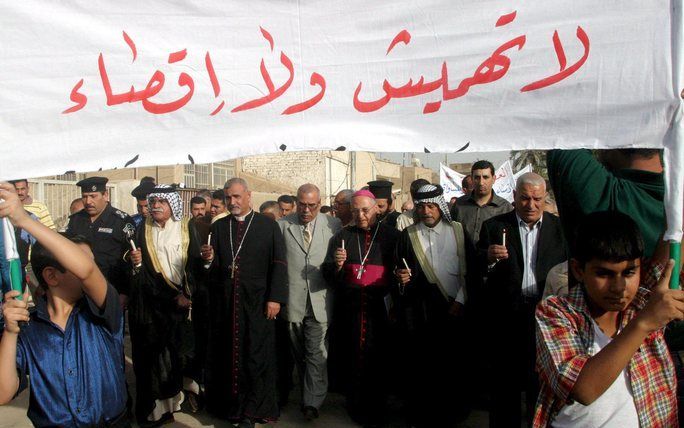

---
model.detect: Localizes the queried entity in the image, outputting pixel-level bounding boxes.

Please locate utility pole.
[350,152,356,189]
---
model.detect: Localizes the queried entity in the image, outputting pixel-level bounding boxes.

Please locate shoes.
[302,405,319,420]
[185,391,202,413]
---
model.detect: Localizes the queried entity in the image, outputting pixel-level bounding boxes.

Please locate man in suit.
[477,172,568,428]
[278,183,342,420]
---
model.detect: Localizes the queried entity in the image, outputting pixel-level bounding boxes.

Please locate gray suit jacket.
[278,213,342,323]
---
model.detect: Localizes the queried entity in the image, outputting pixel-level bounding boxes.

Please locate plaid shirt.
[534,285,677,427]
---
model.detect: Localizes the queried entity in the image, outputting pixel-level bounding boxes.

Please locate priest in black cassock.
[201,178,288,428]
[323,189,400,427]
[128,185,204,426]
[367,180,401,228]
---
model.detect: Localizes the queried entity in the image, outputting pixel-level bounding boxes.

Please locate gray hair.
[515,172,546,192]
[297,183,320,198]
[336,189,354,203]
[259,200,279,212]
[224,177,249,191]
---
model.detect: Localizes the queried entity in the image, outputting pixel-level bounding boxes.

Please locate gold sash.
[143,217,191,293]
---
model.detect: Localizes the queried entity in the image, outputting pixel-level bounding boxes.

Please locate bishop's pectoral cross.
[230,261,236,279]
[356,264,365,280]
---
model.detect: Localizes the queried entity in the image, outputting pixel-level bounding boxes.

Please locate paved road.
[0,329,495,428]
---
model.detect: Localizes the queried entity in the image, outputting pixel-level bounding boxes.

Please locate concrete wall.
[241,151,328,195]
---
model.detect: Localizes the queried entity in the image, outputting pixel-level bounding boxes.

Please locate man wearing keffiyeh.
[128,184,205,426]
[394,183,481,427]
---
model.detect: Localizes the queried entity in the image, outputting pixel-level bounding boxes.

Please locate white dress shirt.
[416,220,465,304]
[516,213,542,297]
[152,218,184,285]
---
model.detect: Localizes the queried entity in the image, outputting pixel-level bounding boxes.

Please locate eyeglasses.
[333,201,350,208]
[297,201,320,211]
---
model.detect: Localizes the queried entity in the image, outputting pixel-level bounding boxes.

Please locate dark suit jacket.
[477,211,567,314]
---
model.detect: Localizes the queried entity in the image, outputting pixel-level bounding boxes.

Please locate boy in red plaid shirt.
[534,211,683,427]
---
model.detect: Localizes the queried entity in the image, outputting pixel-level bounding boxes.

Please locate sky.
[377,150,512,172]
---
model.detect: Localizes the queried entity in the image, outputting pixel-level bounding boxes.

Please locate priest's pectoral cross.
[356,265,365,280]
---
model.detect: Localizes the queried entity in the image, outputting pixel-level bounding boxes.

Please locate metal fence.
[29,180,117,231]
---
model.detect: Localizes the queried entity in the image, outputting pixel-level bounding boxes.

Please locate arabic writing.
[353,11,590,113]
[63,12,589,116]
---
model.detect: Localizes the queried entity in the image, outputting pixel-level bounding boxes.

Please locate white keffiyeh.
[413,184,452,223]
[147,184,183,221]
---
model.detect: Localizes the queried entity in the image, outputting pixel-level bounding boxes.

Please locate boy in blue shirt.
[0,182,129,427]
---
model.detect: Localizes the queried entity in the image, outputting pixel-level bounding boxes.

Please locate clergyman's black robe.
[205,212,288,423]
[323,222,399,426]
[128,217,203,422]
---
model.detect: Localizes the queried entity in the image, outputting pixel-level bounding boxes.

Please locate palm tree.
[510,150,548,180]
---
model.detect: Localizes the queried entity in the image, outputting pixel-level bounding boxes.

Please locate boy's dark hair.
[211,190,226,204]
[471,160,495,175]
[277,195,295,205]
[573,211,644,265]
[190,196,206,206]
[31,234,92,290]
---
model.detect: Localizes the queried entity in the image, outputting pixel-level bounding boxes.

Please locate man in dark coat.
[201,177,288,428]
[128,185,203,426]
[394,184,481,427]
[477,173,568,428]
[65,177,135,308]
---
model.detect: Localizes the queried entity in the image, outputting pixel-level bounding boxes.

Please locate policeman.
[66,177,135,307]
[367,180,400,227]
[130,180,156,228]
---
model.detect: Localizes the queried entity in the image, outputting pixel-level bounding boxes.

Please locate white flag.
[493,160,516,202]
[440,164,467,201]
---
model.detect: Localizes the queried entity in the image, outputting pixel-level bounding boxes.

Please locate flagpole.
[671,242,681,289]
[2,217,24,299]
[667,1,683,289]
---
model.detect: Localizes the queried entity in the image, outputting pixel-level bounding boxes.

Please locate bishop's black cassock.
[323,222,399,426]
[205,211,288,423]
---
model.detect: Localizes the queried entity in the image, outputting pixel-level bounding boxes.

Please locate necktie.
[303,224,312,247]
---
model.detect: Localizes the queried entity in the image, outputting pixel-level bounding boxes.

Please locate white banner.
[0,1,681,240]
[0,0,678,179]
[439,164,467,201]
[493,160,516,202]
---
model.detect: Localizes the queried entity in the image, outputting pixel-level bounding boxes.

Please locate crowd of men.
[0,148,683,428]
